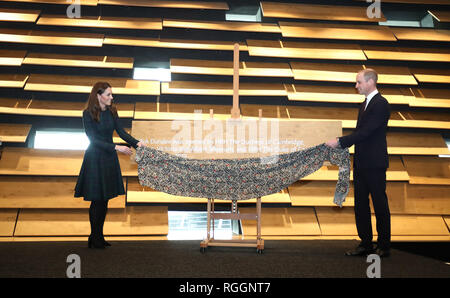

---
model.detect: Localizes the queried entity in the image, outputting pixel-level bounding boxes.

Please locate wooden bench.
[0,123,31,143]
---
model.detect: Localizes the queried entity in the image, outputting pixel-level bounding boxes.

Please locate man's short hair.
[360,69,378,84]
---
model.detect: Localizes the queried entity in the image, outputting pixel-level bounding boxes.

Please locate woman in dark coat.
[75,82,145,249]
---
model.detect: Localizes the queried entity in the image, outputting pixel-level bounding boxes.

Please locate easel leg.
[256,197,264,253]
[200,198,212,252]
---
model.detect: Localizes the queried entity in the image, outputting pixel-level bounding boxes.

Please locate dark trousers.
[353,168,391,250]
[89,200,108,242]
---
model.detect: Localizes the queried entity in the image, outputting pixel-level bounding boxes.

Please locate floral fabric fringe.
[135,143,350,207]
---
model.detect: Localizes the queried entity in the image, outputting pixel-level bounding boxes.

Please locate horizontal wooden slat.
[0,209,17,237]
[162,81,286,96]
[288,181,355,207]
[285,85,412,105]
[384,132,449,155]
[0,28,104,47]
[14,206,168,236]
[0,8,40,22]
[316,207,450,236]
[279,21,396,41]
[341,131,449,156]
[170,58,293,77]
[24,74,160,95]
[104,36,247,51]
[0,49,26,66]
[240,104,289,119]
[1,0,97,5]
[0,176,125,208]
[0,74,28,88]
[164,19,280,33]
[397,110,450,130]
[403,156,450,185]
[290,62,417,85]
[241,207,321,236]
[409,88,450,108]
[23,52,134,69]
[406,184,450,215]
[0,123,31,142]
[37,15,162,30]
[390,27,450,42]
[0,147,138,176]
[363,45,450,62]
[134,102,233,120]
[99,0,229,10]
[261,2,385,22]
[247,39,366,60]
[411,68,450,84]
[127,177,291,204]
[0,98,134,118]
[356,0,449,4]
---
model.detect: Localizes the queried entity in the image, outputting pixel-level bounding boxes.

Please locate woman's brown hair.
[85,82,118,122]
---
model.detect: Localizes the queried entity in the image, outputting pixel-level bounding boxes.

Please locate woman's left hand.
[137,141,147,148]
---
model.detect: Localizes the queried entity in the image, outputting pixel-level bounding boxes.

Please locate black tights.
[89,200,109,243]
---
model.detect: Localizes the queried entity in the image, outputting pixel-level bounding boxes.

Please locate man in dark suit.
[326,69,391,257]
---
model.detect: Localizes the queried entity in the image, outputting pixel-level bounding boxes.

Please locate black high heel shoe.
[103,239,111,247]
[88,235,105,249]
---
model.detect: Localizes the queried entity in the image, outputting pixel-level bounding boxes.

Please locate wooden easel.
[200,43,264,254]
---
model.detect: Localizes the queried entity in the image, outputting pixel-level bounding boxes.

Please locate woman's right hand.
[115,145,133,155]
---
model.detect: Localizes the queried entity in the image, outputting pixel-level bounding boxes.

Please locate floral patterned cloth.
[135,144,350,207]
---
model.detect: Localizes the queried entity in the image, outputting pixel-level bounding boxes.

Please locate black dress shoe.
[375,248,390,258]
[345,246,374,257]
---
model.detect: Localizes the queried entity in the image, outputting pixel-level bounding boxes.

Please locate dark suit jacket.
[338,92,390,169]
